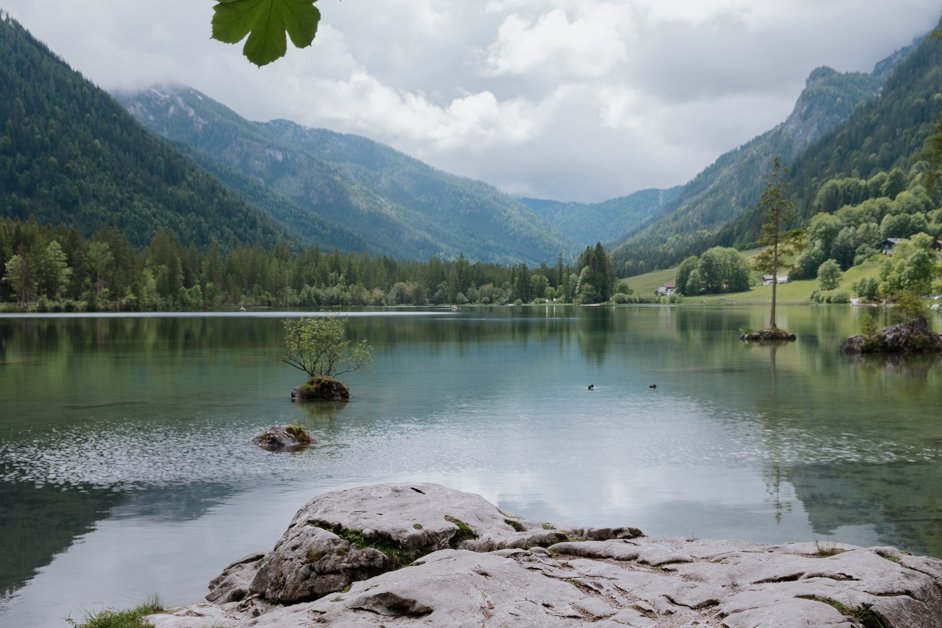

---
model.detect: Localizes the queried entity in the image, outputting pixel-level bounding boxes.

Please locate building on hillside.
[762,275,789,286]
[656,283,676,296]
[881,238,942,254]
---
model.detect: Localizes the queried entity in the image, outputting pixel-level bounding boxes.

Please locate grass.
[621,255,885,306]
[800,596,886,628]
[309,520,418,568]
[444,515,479,547]
[813,539,846,557]
[504,518,526,532]
[66,597,163,628]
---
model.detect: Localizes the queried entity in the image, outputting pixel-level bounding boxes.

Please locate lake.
[1,305,941,626]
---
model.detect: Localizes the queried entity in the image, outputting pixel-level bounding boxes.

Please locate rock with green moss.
[841,316,942,354]
[240,483,578,605]
[252,424,313,452]
[291,376,350,402]
[740,327,797,342]
[148,485,942,627]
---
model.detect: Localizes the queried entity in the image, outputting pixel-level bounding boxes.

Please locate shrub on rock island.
[279,317,371,401]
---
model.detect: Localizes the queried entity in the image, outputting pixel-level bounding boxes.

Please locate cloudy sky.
[3,1,940,202]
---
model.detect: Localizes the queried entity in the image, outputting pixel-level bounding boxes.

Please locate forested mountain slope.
[610,45,914,275]
[117,87,570,264]
[719,26,942,246]
[0,15,283,249]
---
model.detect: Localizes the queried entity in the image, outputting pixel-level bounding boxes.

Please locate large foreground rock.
[148,483,942,627]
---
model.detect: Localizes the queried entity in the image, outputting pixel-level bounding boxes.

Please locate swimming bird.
[649,384,657,389]
[587,384,595,391]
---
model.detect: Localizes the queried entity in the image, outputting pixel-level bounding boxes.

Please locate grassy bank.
[66,597,163,628]
[621,259,884,306]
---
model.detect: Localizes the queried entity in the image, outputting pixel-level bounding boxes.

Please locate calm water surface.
[1,306,940,626]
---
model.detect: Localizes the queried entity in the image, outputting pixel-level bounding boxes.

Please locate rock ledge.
[148,483,942,627]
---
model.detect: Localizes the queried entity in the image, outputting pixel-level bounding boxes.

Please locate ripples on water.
[1,406,938,493]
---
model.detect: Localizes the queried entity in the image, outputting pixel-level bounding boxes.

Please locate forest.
[0,219,624,311]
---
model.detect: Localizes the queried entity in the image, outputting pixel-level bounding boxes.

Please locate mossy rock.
[841,317,942,354]
[740,328,796,343]
[292,376,351,402]
[254,424,313,451]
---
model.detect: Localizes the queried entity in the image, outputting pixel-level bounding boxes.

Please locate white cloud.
[485,6,629,81]
[2,0,940,201]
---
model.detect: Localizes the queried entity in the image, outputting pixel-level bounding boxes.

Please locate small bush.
[67,597,163,628]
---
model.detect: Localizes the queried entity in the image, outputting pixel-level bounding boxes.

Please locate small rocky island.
[147,484,942,627]
[841,316,942,354]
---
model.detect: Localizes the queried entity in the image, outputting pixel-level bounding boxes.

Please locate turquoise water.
[0,306,940,625]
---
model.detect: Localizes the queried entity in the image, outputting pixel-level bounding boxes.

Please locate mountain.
[718,26,942,244]
[519,187,682,248]
[610,45,914,275]
[116,87,570,264]
[0,15,284,249]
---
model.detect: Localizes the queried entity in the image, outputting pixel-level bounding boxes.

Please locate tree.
[817,259,842,291]
[37,240,71,299]
[753,158,803,330]
[279,317,372,380]
[675,256,698,295]
[212,0,321,67]
[574,243,614,303]
[3,252,35,305]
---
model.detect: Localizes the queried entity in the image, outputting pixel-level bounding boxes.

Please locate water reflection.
[0,307,941,625]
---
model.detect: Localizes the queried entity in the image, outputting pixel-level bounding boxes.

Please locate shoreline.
[147,483,942,627]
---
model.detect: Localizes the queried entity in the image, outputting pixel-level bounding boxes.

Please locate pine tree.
[754,158,803,332]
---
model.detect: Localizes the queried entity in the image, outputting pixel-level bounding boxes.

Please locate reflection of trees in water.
[752,340,942,557]
[348,308,578,357]
[676,307,751,346]
[0,478,240,604]
[844,353,940,390]
[0,316,286,357]
[576,307,614,364]
[786,462,942,558]
[297,400,350,425]
[0,481,120,602]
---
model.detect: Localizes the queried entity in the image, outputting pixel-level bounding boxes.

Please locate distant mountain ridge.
[117,87,570,264]
[520,187,682,248]
[610,40,917,275]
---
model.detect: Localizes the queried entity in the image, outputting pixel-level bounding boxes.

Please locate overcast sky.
[3,1,940,202]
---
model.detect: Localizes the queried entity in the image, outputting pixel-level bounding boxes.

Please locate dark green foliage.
[0,16,283,250]
[817,259,843,290]
[676,248,751,296]
[211,0,320,67]
[574,243,614,303]
[0,216,595,309]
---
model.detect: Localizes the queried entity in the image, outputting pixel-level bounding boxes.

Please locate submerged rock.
[841,316,942,354]
[252,425,312,452]
[291,376,350,401]
[148,483,942,628]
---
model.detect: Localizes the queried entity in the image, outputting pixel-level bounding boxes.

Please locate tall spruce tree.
[754,158,803,332]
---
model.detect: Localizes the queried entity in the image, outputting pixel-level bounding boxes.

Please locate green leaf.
[212,0,320,67]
